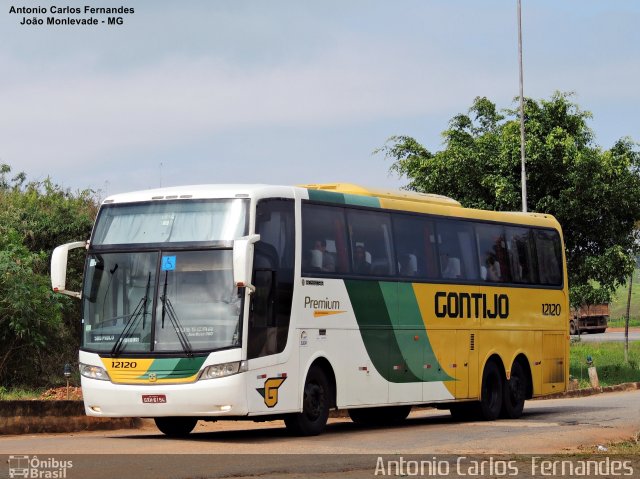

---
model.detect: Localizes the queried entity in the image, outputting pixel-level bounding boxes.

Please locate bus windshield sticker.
[161,256,176,271]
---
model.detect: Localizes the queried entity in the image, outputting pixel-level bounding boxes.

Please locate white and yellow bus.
[51,183,568,436]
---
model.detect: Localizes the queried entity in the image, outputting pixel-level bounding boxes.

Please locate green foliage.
[379,92,640,306]
[0,164,97,387]
[570,341,640,388]
[609,267,640,323]
[607,317,640,328]
[0,385,45,400]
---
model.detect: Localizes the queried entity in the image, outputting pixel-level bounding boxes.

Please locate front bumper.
[81,372,248,417]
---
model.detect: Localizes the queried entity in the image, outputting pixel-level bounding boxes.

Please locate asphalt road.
[572,330,640,342]
[1,390,639,479]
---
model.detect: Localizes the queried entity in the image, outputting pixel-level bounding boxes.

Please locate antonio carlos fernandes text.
[374,456,634,476]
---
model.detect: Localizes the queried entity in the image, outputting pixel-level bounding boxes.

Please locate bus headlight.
[79,363,111,381]
[199,361,247,380]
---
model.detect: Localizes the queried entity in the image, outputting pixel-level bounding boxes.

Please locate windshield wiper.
[110,273,151,357]
[160,270,193,357]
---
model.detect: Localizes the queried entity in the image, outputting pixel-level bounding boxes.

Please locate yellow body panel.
[303,183,570,400]
[101,358,201,385]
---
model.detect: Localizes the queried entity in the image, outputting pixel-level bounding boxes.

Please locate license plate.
[142,394,166,404]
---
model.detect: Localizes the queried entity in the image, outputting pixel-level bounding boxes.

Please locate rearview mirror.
[51,241,86,299]
[233,234,260,293]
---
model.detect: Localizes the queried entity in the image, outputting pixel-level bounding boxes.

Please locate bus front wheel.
[284,366,330,436]
[479,361,503,421]
[154,417,198,437]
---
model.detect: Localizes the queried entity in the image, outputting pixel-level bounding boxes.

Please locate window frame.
[300,199,565,290]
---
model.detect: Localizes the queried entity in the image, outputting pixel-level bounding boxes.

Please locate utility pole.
[518,0,527,212]
[624,270,633,364]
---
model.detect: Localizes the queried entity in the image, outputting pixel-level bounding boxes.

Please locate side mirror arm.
[233,234,260,294]
[51,241,87,299]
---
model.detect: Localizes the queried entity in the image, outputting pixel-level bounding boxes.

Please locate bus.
[50,183,569,436]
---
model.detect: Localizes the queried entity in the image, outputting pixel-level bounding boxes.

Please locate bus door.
[245,199,297,414]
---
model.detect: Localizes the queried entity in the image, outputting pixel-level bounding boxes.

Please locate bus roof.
[301,183,561,231]
[300,183,462,207]
[102,184,297,204]
[101,183,561,231]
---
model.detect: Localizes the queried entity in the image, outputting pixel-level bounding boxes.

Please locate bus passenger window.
[393,215,438,279]
[505,227,538,284]
[475,224,510,283]
[435,220,479,281]
[535,230,562,286]
[301,204,349,275]
[346,209,395,276]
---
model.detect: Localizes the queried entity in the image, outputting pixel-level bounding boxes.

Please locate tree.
[0,165,97,386]
[378,92,640,306]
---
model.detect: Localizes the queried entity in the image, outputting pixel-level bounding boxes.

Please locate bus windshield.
[82,250,242,354]
[92,198,248,245]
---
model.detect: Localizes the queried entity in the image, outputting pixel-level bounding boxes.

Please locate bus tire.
[479,361,503,421]
[348,406,411,426]
[154,417,198,437]
[501,361,527,419]
[569,320,578,335]
[284,366,330,436]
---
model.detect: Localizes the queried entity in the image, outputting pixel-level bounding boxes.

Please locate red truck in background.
[570,304,609,335]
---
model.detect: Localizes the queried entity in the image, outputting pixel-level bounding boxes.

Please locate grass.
[0,386,44,400]
[609,267,640,321]
[607,316,640,328]
[570,341,640,388]
[605,432,640,455]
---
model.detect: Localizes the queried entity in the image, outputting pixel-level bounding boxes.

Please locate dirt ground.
[39,386,83,400]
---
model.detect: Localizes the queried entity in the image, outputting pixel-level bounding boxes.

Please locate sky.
[1,1,639,196]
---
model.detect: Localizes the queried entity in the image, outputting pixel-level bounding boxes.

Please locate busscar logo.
[256,377,286,408]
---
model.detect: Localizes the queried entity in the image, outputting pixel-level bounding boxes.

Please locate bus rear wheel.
[479,361,503,421]
[501,361,527,419]
[348,406,411,426]
[154,417,198,437]
[284,366,330,436]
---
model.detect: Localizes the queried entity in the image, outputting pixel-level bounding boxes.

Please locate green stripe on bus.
[137,356,206,380]
[308,189,346,204]
[346,280,451,383]
[307,189,380,208]
[390,283,452,382]
[345,280,421,383]
[343,194,380,208]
